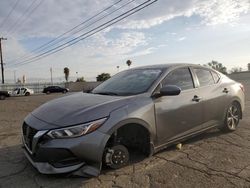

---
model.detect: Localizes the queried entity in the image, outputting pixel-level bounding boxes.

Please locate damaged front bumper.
[23,148,85,174]
[22,121,110,177]
[23,148,101,177]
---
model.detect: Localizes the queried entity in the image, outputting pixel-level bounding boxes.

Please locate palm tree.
[64,67,70,82]
[126,60,132,68]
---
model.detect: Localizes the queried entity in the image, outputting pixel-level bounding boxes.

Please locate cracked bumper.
[22,117,110,177]
[23,148,85,174]
[24,148,102,177]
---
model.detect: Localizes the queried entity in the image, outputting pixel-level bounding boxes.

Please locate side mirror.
[160,85,181,96]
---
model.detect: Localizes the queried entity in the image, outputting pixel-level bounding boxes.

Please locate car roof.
[130,63,211,71]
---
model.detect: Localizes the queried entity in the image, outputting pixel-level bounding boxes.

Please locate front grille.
[22,122,38,152]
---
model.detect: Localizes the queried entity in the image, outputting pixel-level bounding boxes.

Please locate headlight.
[47,117,107,139]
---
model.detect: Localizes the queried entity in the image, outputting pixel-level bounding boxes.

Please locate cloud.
[115,0,250,29]
[86,31,148,57]
[1,0,249,38]
[4,38,30,62]
[194,0,250,25]
[0,0,117,38]
[4,31,148,77]
[128,47,156,57]
[177,37,186,41]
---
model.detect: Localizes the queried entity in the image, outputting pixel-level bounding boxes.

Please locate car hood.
[31,92,133,128]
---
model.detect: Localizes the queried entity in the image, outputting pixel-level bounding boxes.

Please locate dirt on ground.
[0,93,250,188]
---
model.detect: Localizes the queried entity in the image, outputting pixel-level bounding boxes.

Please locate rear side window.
[162,68,194,90]
[194,68,215,87]
[211,71,220,83]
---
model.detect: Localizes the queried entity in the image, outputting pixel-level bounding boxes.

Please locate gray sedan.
[22,63,245,177]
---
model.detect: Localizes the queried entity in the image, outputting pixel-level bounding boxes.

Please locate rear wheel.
[103,145,129,169]
[46,91,50,94]
[25,92,30,96]
[221,102,241,132]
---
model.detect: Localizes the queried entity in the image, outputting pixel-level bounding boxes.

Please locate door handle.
[223,88,229,93]
[192,95,202,102]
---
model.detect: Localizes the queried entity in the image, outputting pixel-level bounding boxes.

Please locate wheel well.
[106,124,151,158]
[232,100,242,119]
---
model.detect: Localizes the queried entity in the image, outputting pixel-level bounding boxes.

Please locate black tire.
[25,92,30,96]
[221,102,241,132]
[62,90,67,94]
[0,95,6,100]
[103,145,129,169]
[46,91,50,94]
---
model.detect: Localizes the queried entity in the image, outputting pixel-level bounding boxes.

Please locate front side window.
[92,69,162,96]
[162,68,194,90]
[194,68,215,87]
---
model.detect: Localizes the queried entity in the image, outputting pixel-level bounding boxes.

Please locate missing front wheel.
[104,145,129,169]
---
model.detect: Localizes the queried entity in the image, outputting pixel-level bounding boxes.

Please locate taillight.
[239,83,244,92]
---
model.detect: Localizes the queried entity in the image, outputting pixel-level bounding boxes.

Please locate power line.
[0,0,20,29]
[29,0,133,53]
[9,0,44,35]
[5,0,40,35]
[7,0,157,68]
[9,0,135,64]
[8,0,156,67]
[7,0,126,64]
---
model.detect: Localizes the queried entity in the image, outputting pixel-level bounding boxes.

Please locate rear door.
[50,86,56,93]
[154,67,204,145]
[55,86,61,92]
[192,68,227,125]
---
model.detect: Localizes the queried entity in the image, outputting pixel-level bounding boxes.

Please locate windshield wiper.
[94,92,118,96]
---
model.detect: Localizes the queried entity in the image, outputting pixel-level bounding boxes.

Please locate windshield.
[92,69,162,96]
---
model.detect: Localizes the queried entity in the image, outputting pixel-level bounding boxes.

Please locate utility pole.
[0,37,7,84]
[50,67,53,84]
[14,70,16,83]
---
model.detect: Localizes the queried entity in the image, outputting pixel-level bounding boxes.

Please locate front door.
[154,67,203,146]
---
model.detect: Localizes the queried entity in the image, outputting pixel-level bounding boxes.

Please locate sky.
[0,0,250,83]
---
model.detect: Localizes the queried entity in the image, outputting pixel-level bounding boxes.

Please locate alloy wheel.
[226,104,240,130]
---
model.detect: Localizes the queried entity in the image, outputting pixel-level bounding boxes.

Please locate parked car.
[9,87,34,96]
[0,90,10,100]
[43,86,69,94]
[22,64,245,177]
